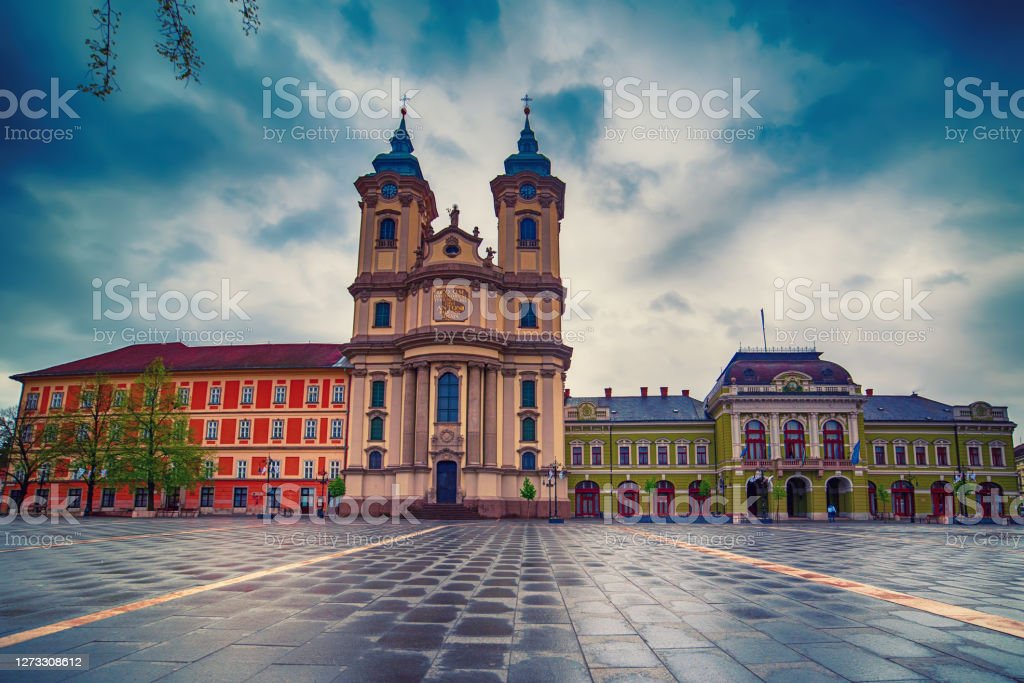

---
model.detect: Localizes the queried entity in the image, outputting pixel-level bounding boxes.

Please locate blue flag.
[740,445,748,459]
[851,441,861,465]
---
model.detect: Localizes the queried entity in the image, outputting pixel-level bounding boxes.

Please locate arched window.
[521,379,536,408]
[784,420,805,460]
[744,420,766,459]
[368,451,383,469]
[436,372,459,422]
[518,218,537,244]
[521,452,536,470]
[369,416,384,441]
[378,218,396,243]
[521,417,536,442]
[823,420,844,459]
[373,301,391,328]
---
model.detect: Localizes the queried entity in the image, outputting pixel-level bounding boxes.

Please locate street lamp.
[541,463,568,523]
[318,471,329,518]
[37,465,49,514]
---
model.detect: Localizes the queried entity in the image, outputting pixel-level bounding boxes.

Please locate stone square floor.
[0,517,1022,682]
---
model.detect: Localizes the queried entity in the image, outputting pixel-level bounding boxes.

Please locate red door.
[618,489,639,516]
[930,482,948,517]
[655,482,675,516]
[892,482,914,518]
[574,482,600,518]
[977,483,1002,519]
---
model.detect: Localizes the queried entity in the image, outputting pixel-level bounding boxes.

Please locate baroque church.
[342,104,573,516]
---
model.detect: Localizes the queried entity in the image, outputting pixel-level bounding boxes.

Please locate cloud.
[1,0,1022,430]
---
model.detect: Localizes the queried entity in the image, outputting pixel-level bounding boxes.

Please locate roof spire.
[504,92,550,175]
[370,91,422,178]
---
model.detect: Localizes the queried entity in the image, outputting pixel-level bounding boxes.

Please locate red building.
[5,342,351,516]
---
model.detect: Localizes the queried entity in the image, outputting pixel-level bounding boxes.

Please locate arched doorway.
[618,481,640,517]
[436,461,458,503]
[746,476,769,517]
[825,477,852,516]
[654,481,675,517]
[977,482,1003,519]
[787,477,809,518]
[868,481,877,517]
[892,480,914,518]
[930,481,951,517]
[687,481,708,516]
[574,481,599,518]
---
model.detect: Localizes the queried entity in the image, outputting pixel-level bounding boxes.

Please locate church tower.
[343,101,572,518]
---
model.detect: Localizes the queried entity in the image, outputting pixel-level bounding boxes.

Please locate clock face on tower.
[381,183,398,199]
[519,183,536,200]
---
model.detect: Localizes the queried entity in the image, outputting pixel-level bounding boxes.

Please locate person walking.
[827,503,837,523]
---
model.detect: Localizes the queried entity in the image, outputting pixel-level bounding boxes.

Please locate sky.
[0,0,1022,443]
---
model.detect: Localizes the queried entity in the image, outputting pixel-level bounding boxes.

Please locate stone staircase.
[414,503,485,521]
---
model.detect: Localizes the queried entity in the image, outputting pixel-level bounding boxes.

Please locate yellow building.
[342,107,572,517]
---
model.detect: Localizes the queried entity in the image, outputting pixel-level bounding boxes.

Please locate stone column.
[484,364,499,467]
[414,362,429,465]
[500,368,516,467]
[347,369,368,469]
[467,363,483,466]
[388,368,404,467]
[809,413,820,460]
[401,366,416,465]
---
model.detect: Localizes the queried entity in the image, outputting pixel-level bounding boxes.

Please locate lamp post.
[263,458,277,519]
[541,462,568,523]
[37,466,49,514]
[318,471,329,518]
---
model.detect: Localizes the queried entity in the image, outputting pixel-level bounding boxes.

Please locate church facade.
[341,107,572,517]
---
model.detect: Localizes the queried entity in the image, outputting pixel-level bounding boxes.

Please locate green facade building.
[564,349,1018,522]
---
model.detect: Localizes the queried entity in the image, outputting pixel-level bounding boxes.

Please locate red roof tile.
[12,342,351,380]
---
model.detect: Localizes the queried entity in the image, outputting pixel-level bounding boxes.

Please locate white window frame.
[305,419,317,440]
[329,460,341,478]
[209,386,221,406]
[332,384,345,403]
[236,460,247,479]
[307,385,319,404]
[303,460,314,479]
[675,443,689,465]
[330,419,343,439]
[177,387,190,406]
[274,385,287,404]
[51,392,64,409]
[205,420,219,440]
[238,419,251,440]
[271,419,284,440]
[241,385,254,405]
[25,393,39,410]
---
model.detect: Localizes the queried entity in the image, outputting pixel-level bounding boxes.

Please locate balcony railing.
[375,239,397,248]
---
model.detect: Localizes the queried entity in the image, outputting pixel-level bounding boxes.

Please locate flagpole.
[760,308,767,351]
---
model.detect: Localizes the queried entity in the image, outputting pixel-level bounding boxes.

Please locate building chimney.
[660,386,668,398]
[604,387,612,398]
[682,389,690,397]
[866,388,874,396]
[564,388,570,402]
[640,387,648,398]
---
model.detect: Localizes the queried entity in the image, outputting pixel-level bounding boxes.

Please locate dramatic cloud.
[1,0,1021,440]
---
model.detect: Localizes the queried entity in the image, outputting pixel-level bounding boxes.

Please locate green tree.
[54,375,121,516]
[877,487,891,518]
[107,359,206,511]
[328,477,346,499]
[0,405,63,508]
[771,480,787,522]
[520,478,537,517]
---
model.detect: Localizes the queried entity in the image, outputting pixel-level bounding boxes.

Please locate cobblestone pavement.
[0,517,1022,682]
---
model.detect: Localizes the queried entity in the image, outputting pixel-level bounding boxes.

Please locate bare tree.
[82,0,261,99]
[0,405,63,509]
[105,359,206,511]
